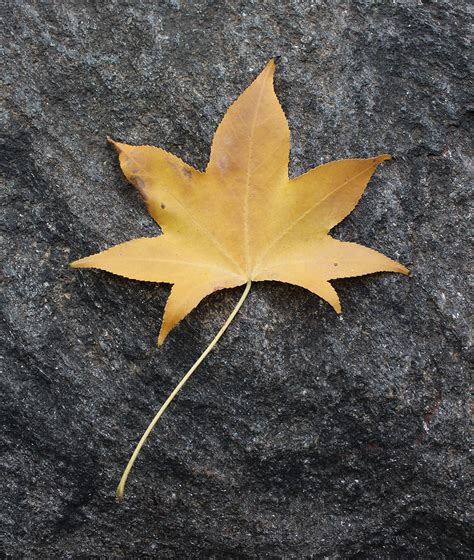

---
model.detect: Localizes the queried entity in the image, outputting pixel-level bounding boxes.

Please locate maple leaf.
[71,60,408,500]
[72,59,408,345]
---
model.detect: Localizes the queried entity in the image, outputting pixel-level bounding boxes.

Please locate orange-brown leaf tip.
[398,263,410,275]
[108,138,125,154]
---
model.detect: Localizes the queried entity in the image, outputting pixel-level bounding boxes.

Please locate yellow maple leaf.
[71,60,408,500]
[72,60,407,343]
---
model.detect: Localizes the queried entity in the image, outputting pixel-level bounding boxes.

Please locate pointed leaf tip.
[69,258,84,269]
[264,58,276,75]
[107,137,124,153]
[69,255,99,269]
[157,329,166,346]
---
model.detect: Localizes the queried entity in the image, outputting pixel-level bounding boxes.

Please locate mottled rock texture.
[2,1,472,558]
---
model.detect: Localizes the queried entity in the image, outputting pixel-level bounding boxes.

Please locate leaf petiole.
[116,280,252,501]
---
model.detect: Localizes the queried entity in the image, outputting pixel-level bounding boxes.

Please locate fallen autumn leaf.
[71,59,408,500]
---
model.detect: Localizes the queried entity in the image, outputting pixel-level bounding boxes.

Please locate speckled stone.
[2,1,471,558]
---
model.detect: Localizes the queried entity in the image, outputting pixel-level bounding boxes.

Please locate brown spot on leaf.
[130,176,148,202]
[333,262,338,267]
[160,202,166,209]
[181,167,192,179]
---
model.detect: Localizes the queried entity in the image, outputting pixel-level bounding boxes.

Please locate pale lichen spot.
[181,167,192,179]
[217,156,228,172]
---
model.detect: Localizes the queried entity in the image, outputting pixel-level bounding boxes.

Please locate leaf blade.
[70,237,244,284]
[158,276,244,345]
[254,156,391,273]
[207,59,290,274]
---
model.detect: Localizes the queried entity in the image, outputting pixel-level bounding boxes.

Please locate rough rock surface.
[2,1,472,558]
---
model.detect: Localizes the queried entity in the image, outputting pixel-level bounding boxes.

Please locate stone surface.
[1,1,472,558]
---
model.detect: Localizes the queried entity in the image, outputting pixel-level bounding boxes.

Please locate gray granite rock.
[2,0,472,558]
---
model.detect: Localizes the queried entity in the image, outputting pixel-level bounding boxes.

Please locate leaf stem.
[116,280,252,501]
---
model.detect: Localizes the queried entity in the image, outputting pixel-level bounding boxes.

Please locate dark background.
[2,1,471,558]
